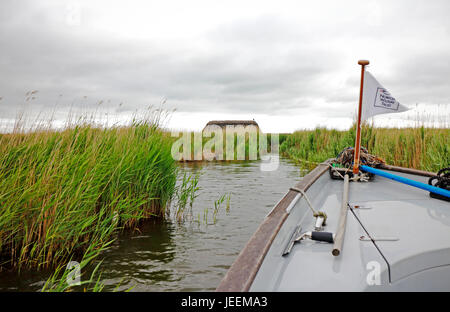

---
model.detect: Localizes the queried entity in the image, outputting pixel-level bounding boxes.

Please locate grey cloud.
[0,0,449,127]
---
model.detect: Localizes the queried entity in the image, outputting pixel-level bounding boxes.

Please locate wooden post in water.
[332,174,349,256]
[353,60,369,174]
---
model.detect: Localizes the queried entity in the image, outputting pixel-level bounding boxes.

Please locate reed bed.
[281,125,449,172]
[173,132,288,161]
[0,119,178,271]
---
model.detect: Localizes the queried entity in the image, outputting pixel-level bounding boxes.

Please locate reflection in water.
[0,158,305,291]
[99,220,178,290]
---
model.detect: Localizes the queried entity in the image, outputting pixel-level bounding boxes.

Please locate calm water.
[0,158,305,291]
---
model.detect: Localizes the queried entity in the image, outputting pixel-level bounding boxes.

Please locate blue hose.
[360,165,450,199]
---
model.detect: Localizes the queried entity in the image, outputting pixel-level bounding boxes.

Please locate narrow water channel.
[0,158,306,291]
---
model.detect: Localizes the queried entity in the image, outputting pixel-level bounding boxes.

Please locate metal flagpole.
[353,60,370,174]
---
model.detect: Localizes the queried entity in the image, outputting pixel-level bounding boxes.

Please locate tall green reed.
[0,117,178,270]
[281,124,449,172]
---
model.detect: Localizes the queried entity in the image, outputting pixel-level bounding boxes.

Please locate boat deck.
[248,169,450,291]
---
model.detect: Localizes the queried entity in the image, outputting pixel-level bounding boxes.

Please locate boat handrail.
[215,160,438,292]
[215,159,332,292]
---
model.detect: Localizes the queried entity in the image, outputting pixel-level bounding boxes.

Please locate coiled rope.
[329,147,385,182]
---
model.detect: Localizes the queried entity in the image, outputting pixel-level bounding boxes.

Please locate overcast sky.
[0,0,449,132]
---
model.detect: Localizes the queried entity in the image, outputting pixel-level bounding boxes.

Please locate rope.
[290,186,328,224]
[428,167,450,201]
[334,146,385,168]
[429,167,450,190]
[327,163,370,182]
[329,146,384,182]
[290,187,317,215]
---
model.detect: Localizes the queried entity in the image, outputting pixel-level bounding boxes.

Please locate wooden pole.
[353,60,369,174]
[332,174,349,256]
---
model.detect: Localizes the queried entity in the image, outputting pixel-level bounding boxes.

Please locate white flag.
[361,71,409,120]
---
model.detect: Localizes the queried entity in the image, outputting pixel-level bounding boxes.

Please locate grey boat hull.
[217,162,450,292]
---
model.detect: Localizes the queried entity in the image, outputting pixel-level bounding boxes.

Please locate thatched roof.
[205,120,259,127]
